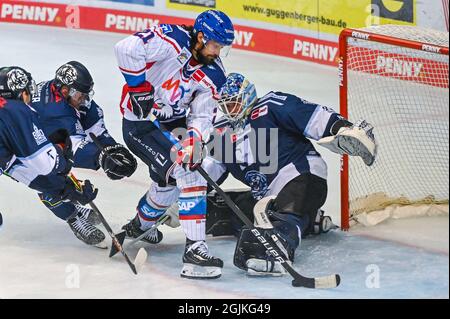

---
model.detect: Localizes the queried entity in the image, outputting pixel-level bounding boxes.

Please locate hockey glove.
[174,136,205,171]
[61,177,98,205]
[48,129,74,175]
[99,143,137,180]
[128,82,155,119]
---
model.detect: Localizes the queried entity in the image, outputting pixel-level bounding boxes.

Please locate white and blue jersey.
[212,91,342,200]
[115,24,227,141]
[0,98,67,193]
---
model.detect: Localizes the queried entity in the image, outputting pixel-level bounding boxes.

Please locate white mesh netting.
[344,25,449,225]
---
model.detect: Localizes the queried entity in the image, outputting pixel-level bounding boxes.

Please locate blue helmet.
[194,10,235,46]
[218,73,257,129]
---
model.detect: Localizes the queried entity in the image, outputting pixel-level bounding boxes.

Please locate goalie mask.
[0,66,37,101]
[218,73,257,129]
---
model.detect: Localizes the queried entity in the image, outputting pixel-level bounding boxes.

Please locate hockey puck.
[0,212,3,227]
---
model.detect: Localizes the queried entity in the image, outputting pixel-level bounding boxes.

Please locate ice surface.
[0,23,448,298]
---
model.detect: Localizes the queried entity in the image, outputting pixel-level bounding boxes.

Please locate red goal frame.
[338,28,449,231]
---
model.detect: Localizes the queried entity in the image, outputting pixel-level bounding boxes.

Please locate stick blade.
[134,248,148,273]
[109,231,126,258]
[292,274,341,289]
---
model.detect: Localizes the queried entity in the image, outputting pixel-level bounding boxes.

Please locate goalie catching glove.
[317,119,377,166]
[99,143,137,180]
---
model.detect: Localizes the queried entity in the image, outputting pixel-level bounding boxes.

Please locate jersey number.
[134,29,155,44]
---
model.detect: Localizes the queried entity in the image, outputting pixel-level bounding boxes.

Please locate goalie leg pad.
[234,222,298,275]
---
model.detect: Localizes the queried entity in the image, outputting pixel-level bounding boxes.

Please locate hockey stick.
[68,174,147,275]
[144,113,340,289]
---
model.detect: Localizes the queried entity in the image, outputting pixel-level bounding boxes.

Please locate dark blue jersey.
[32,80,116,170]
[75,100,116,169]
[32,80,85,143]
[0,98,67,192]
[214,91,342,199]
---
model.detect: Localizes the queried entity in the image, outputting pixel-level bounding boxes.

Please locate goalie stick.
[145,113,341,289]
[68,174,147,275]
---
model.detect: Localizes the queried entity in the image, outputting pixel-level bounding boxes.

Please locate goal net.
[339,25,449,230]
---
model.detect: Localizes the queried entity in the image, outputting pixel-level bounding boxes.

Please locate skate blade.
[94,241,108,249]
[180,264,222,280]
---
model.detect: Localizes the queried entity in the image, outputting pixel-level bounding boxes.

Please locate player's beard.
[196,48,217,65]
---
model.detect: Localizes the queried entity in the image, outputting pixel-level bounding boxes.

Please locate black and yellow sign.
[372,0,414,23]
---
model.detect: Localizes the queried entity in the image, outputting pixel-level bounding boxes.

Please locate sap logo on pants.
[179,201,196,211]
[141,206,161,218]
[372,0,414,23]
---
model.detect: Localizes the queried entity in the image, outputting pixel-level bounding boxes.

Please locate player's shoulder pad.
[161,24,191,50]
[254,91,292,108]
[159,24,174,34]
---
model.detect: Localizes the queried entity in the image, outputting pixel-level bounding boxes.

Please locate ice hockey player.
[31,61,137,246]
[207,72,377,276]
[114,10,235,279]
[0,66,98,213]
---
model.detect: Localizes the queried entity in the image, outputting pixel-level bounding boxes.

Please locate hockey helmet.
[0,66,36,100]
[218,73,257,129]
[54,61,94,107]
[194,10,235,57]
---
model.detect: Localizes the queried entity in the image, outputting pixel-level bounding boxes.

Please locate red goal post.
[338,25,449,230]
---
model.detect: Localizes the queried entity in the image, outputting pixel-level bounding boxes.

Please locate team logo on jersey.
[7,69,29,92]
[56,64,77,86]
[32,124,47,146]
[162,77,190,103]
[250,105,268,120]
[245,170,268,200]
[177,47,191,65]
